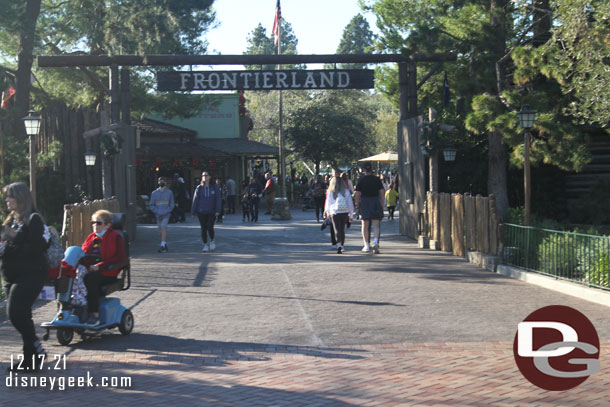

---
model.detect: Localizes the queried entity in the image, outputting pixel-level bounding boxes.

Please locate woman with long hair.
[324,174,354,254]
[0,183,48,371]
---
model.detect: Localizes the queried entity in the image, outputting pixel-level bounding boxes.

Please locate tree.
[336,14,375,69]
[244,19,301,70]
[363,0,597,219]
[286,90,374,173]
[540,0,610,127]
[0,0,217,183]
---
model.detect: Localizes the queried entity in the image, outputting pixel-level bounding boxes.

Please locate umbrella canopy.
[358,152,398,162]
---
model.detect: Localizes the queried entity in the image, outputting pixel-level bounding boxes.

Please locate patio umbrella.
[358,152,398,162]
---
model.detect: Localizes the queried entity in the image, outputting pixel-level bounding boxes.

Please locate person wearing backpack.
[0,182,48,372]
[324,174,354,254]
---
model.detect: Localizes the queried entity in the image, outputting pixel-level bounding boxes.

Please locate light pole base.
[271,197,292,220]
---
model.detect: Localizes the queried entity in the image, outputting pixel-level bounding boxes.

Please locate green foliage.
[335,14,375,69]
[537,233,581,278]
[541,0,610,127]
[36,140,62,169]
[244,20,301,70]
[286,90,375,170]
[588,251,610,288]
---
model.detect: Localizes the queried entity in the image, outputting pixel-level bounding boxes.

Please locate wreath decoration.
[100,130,123,158]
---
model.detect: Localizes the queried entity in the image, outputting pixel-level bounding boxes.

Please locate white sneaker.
[209,240,216,251]
[331,244,337,249]
[362,244,371,252]
[202,244,209,252]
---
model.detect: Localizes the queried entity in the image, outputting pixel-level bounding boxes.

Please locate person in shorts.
[354,162,385,253]
[148,177,175,253]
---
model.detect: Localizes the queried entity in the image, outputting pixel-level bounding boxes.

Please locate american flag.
[272,0,281,45]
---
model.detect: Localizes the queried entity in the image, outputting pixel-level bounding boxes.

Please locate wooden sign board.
[157,69,375,91]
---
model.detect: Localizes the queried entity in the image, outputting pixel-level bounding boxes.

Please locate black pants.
[228,195,236,214]
[330,221,337,245]
[314,196,325,220]
[331,213,349,246]
[3,276,46,349]
[83,272,118,313]
[197,212,216,243]
[388,205,396,219]
[249,197,260,222]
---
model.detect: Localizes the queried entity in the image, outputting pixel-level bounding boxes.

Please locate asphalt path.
[1,208,609,357]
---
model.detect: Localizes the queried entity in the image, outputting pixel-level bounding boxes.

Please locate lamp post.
[442,146,457,162]
[517,105,536,226]
[84,150,97,198]
[22,110,41,205]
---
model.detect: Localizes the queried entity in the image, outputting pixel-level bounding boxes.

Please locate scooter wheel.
[119,310,134,335]
[57,328,74,346]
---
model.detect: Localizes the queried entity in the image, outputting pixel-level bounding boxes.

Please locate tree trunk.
[489,0,509,220]
[13,0,41,136]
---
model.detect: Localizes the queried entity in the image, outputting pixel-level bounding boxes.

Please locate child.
[385,186,399,220]
[241,193,250,222]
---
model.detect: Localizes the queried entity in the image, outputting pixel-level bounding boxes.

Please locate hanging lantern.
[192,157,199,168]
[135,157,143,168]
[172,157,183,167]
[154,157,161,167]
[209,157,216,167]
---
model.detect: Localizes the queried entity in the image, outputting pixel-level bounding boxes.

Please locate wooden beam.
[38,53,455,67]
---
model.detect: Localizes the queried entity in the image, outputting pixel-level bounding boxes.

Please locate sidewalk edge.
[497,264,610,308]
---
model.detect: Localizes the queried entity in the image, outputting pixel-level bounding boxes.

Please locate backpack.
[30,213,64,269]
[312,183,324,198]
[335,191,349,213]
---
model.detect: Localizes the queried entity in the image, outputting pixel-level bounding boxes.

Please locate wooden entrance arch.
[38,52,455,238]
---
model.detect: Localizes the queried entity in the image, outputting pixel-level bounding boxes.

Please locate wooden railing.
[61,198,120,248]
[421,192,500,257]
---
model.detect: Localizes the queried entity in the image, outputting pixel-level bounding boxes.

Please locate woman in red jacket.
[82,210,126,325]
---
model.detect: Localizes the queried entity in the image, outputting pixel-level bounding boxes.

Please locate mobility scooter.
[41,213,133,345]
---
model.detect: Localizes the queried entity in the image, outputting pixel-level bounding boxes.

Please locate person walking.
[324,173,354,254]
[170,173,188,222]
[1,182,48,372]
[311,175,327,223]
[385,185,399,220]
[148,177,175,253]
[192,171,222,252]
[247,177,263,222]
[263,172,276,214]
[354,162,385,254]
[225,176,236,214]
[215,177,227,223]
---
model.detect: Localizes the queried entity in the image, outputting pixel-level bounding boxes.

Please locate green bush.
[537,233,581,278]
[584,247,610,289]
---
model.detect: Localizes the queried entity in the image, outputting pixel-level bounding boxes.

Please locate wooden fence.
[38,103,103,199]
[422,192,500,257]
[61,198,120,248]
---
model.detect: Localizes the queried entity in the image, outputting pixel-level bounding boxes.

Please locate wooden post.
[440,192,452,252]
[476,195,490,254]
[464,194,475,251]
[452,194,465,257]
[489,194,498,256]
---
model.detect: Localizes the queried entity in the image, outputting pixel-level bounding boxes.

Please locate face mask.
[96,229,107,238]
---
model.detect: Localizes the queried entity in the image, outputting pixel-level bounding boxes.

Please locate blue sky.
[205,0,379,58]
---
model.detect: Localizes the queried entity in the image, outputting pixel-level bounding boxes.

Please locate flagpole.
[278,15,285,200]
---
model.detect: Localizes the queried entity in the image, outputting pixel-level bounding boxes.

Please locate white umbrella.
[358,152,398,162]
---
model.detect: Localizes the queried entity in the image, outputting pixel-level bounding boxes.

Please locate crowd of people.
[147,164,398,255]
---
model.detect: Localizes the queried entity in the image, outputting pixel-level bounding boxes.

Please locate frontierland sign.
[157,69,375,91]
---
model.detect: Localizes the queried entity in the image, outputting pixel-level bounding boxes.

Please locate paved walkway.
[2,209,609,405]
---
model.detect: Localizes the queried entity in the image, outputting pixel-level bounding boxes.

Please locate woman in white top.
[324,175,355,254]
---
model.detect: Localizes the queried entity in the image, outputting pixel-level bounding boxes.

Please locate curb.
[497,264,610,308]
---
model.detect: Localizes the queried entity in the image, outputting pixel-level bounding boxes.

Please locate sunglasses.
[91,221,104,226]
